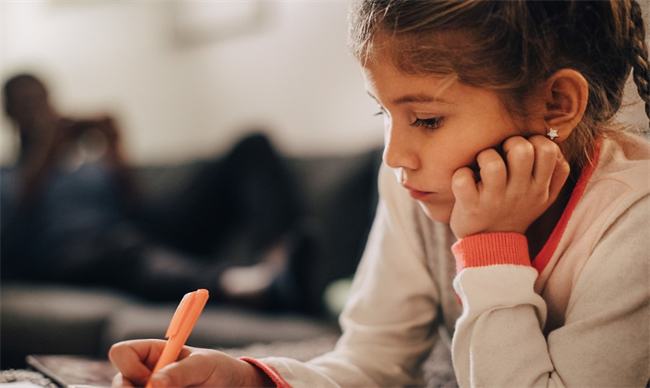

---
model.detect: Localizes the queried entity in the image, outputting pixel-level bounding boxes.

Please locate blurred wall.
[1,1,648,166]
[0,1,382,165]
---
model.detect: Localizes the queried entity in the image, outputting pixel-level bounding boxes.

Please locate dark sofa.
[1,145,383,369]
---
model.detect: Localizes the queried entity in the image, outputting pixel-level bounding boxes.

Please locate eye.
[411,117,443,130]
[374,106,387,116]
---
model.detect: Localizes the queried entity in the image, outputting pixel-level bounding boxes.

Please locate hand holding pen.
[109,289,275,388]
[145,289,209,388]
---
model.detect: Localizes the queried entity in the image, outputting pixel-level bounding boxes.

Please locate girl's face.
[362,58,527,223]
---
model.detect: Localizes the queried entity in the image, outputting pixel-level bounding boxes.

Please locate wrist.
[242,360,276,388]
[452,232,531,273]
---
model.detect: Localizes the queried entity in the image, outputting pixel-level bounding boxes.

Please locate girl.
[109,1,650,387]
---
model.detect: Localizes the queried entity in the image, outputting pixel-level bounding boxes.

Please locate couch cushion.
[285,149,382,313]
[0,283,133,368]
[102,303,340,354]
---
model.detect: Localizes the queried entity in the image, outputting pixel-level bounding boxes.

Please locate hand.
[64,116,120,142]
[109,340,274,388]
[449,135,570,238]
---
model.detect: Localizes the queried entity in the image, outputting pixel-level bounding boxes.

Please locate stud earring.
[547,128,559,140]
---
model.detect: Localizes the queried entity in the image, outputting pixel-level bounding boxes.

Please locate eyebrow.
[366,91,451,105]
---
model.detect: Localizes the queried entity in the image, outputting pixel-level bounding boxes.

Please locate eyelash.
[411,117,443,130]
[373,109,443,131]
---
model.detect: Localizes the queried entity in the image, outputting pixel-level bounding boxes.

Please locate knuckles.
[530,137,559,159]
[476,148,505,176]
[481,159,505,176]
[108,343,124,362]
[451,168,475,190]
[558,157,571,173]
[504,138,535,161]
[450,135,568,237]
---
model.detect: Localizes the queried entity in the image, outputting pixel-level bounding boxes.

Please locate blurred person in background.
[1,73,308,309]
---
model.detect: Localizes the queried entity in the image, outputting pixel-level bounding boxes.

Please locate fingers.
[149,352,216,388]
[476,148,506,196]
[524,135,570,203]
[528,136,561,185]
[147,349,254,388]
[502,136,534,189]
[450,134,572,238]
[109,340,168,387]
[502,135,569,203]
[452,167,479,205]
[112,373,135,388]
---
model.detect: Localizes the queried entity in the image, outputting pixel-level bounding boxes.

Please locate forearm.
[451,220,650,388]
[452,264,558,388]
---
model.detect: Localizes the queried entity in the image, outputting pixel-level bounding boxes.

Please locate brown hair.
[349,0,650,170]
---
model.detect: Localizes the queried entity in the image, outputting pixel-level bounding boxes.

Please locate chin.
[418,201,453,224]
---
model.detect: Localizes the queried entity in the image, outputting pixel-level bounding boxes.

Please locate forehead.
[361,57,457,102]
[359,26,463,74]
[360,54,514,123]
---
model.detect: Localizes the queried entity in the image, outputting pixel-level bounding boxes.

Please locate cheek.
[421,151,472,189]
[422,129,481,163]
[419,198,455,224]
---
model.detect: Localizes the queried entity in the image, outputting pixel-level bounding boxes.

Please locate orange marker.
[145,289,209,388]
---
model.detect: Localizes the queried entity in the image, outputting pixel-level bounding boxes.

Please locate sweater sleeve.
[255,164,441,388]
[451,195,650,388]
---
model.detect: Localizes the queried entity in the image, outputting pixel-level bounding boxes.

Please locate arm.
[110,340,275,388]
[451,195,650,387]
[17,118,73,206]
[17,116,137,209]
[92,116,140,213]
[110,164,443,388]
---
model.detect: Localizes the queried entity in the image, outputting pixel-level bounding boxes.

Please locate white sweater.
[244,133,650,388]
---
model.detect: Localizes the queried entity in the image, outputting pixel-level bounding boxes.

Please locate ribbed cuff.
[452,233,531,273]
[240,357,293,388]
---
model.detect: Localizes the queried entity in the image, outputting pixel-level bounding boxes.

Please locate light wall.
[1,1,382,165]
[1,1,648,165]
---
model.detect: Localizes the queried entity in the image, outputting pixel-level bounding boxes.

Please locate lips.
[403,184,435,200]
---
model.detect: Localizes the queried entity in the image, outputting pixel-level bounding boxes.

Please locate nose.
[382,122,420,171]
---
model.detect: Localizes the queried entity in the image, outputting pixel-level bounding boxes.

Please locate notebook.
[26,355,116,388]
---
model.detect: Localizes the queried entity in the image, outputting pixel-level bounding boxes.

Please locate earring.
[547,128,559,140]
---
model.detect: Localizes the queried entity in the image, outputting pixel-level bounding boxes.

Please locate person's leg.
[222,133,301,251]
[140,158,233,256]
[145,133,300,257]
[189,133,319,310]
[123,245,225,302]
[219,218,321,312]
[51,223,227,302]
[133,133,310,306]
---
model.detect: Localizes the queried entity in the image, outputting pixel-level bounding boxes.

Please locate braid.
[629,0,650,131]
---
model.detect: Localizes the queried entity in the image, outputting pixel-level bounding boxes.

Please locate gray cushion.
[102,303,339,354]
[1,283,132,365]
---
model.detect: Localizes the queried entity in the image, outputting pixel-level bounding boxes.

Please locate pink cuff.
[240,357,293,388]
[452,232,531,273]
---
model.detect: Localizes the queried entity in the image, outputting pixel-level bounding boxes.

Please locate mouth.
[403,184,436,200]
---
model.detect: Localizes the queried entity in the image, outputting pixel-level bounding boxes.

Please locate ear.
[540,69,589,142]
